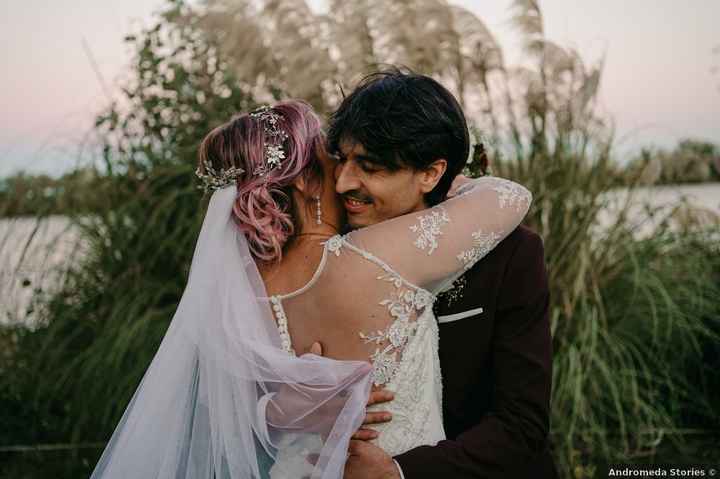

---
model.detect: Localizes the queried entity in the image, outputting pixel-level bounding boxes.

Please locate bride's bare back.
[261,177,532,388]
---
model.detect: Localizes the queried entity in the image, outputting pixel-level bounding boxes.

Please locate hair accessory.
[250,106,289,177]
[195,158,245,193]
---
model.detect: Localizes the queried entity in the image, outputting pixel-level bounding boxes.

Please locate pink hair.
[197,100,324,262]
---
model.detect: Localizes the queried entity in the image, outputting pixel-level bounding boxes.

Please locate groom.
[326,70,556,478]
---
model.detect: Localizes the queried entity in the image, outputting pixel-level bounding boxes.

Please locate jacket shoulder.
[434,225,545,313]
[486,224,544,264]
[508,224,543,249]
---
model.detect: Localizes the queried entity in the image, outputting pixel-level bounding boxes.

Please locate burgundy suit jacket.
[395,225,556,478]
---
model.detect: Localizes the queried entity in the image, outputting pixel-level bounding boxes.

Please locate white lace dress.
[265,177,532,468]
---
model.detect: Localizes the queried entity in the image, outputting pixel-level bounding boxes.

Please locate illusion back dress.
[265,177,532,460]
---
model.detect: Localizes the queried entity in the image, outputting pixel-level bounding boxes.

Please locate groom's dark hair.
[327,67,470,206]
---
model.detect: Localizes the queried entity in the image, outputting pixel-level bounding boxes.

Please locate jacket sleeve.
[394,232,553,478]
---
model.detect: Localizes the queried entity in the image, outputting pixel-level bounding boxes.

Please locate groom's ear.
[418,159,447,194]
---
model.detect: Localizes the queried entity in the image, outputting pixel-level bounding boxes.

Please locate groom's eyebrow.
[337,144,397,168]
[356,153,381,163]
[358,151,404,171]
[332,150,380,163]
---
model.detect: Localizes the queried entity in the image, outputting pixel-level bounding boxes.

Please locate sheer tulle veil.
[90,185,372,478]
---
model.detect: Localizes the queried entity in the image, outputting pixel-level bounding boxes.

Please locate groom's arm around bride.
[392,224,556,478]
[339,216,555,479]
[347,224,556,479]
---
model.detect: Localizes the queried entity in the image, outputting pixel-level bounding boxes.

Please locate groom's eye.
[359,160,384,173]
[356,156,385,173]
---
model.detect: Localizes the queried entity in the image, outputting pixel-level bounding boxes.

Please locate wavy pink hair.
[197,100,324,263]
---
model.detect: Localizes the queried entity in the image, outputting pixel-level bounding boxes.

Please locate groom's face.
[333,139,428,229]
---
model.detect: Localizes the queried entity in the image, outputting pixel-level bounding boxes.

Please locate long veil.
[90,186,373,478]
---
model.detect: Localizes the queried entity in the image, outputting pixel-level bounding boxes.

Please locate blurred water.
[0,216,84,327]
[599,183,720,237]
[1,183,718,327]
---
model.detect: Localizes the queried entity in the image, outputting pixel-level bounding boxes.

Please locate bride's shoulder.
[324,232,374,260]
[323,234,346,257]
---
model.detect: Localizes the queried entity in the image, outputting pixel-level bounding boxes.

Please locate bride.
[90,100,531,478]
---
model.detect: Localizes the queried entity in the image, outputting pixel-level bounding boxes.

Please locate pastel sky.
[1,0,719,177]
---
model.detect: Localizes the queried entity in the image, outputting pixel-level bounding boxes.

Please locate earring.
[314,195,322,225]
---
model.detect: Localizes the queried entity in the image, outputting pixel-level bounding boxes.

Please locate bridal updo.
[197,100,324,263]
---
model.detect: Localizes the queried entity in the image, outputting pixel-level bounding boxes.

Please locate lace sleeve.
[345,176,531,294]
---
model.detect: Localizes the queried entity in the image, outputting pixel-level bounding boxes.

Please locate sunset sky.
[1,0,719,177]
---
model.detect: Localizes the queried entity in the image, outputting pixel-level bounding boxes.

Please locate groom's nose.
[334,159,361,194]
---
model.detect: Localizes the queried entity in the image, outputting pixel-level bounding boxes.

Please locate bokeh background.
[1,1,719,477]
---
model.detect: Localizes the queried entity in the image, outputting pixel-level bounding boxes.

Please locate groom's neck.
[408,199,430,214]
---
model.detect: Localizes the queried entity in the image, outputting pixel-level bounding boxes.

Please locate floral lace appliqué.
[457,229,503,270]
[368,306,440,454]
[329,236,436,387]
[325,235,344,256]
[492,180,530,212]
[409,207,450,255]
[360,272,434,386]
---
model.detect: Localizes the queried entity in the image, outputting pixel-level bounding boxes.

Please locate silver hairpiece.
[195,158,245,193]
[250,105,288,177]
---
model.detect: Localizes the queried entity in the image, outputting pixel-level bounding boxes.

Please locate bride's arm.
[345,176,531,293]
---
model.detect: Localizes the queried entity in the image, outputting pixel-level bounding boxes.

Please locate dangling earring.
[314,195,322,225]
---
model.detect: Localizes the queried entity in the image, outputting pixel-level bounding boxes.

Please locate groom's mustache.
[341,191,374,204]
